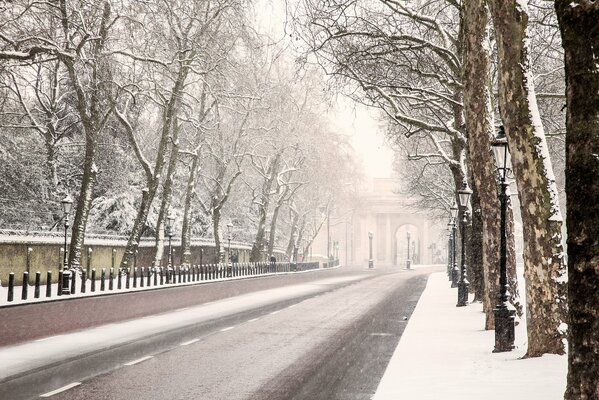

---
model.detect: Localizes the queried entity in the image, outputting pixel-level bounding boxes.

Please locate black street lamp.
[292,231,298,270]
[166,212,175,283]
[456,183,472,307]
[368,232,374,269]
[406,231,412,270]
[61,195,73,295]
[447,221,453,280]
[491,126,516,352]
[450,202,459,288]
[227,220,233,277]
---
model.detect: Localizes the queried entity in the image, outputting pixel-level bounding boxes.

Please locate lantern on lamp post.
[60,195,73,295]
[491,126,516,352]
[456,183,472,307]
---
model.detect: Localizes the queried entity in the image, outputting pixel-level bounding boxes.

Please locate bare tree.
[554,0,599,396]
[488,0,567,356]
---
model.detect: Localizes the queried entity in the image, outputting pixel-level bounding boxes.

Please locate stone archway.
[394,224,419,267]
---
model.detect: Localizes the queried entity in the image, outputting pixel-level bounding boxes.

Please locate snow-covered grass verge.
[373,272,567,400]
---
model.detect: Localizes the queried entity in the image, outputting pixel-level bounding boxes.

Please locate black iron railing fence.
[2,261,321,304]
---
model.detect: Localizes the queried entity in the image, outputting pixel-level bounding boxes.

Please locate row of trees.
[292,0,597,397]
[0,1,358,268]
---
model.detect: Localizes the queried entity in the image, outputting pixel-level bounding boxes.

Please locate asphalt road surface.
[0,265,440,400]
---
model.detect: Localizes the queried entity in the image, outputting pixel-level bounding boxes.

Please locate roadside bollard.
[148,267,152,286]
[57,270,63,296]
[91,269,96,292]
[160,267,164,285]
[109,268,114,290]
[100,268,106,291]
[178,266,182,284]
[71,269,76,294]
[21,271,28,300]
[140,267,144,288]
[153,267,157,286]
[117,268,122,290]
[126,268,130,289]
[81,271,86,293]
[46,271,52,297]
[8,272,14,302]
[34,271,41,298]
[133,267,137,288]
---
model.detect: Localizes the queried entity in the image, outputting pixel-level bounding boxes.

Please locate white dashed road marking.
[180,339,200,346]
[124,355,153,366]
[40,382,81,397]
[220,326,235,332]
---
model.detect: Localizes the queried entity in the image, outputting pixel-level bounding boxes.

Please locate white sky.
[253,0,394,180]
[332,100,393,179]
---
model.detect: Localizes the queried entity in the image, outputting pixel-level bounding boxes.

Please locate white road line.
[220,326,235,332]
[270,310,280,315]
[35,335,58,342]
[287,304,297,308]
[40,382,81,397]
[247,318,259,323]
[124,355,153,366]
[180,339,200,346]
[176,307,189,312]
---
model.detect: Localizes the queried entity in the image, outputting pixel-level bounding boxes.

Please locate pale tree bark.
[467,181,485,303]
[181,153,201,265]
[488,0,567,356]
[152,123,181,267]
[462,0,522,329]
[116,66,189,270]
[554,1,599,397]
[250,152,282,262]
[65,2,113,269]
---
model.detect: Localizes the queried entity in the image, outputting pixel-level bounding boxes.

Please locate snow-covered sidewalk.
[373,272,567,400]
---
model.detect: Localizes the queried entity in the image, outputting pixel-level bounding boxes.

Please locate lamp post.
[368,232,374,269]
[491,126,516,352]
[61,195,73,295]
[292,231,298,270]
[166,212,175,283]
[227,220,233,277]
[456,182,472,307]
[450,202,459,287]
[406,231,412,270]
[447,221,453,280]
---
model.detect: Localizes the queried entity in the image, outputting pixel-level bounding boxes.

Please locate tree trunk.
[286,210,300,259]
[119,66,188,271]
[462,0,501,329]
[66,2,111,269]
[555,1,599,397]
[181,154,200,266]
[268,203,281,257]
[153,126,180,267]
[250,153,281,262]
[488,0,567,356]
[468,180,485,303]
[67,140,97,268]
[212,206,222,262]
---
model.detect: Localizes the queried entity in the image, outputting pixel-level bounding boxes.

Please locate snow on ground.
[373,272,567,400]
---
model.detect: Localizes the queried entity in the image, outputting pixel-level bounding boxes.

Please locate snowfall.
[0,269,568,399]
[373,271,567,400]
